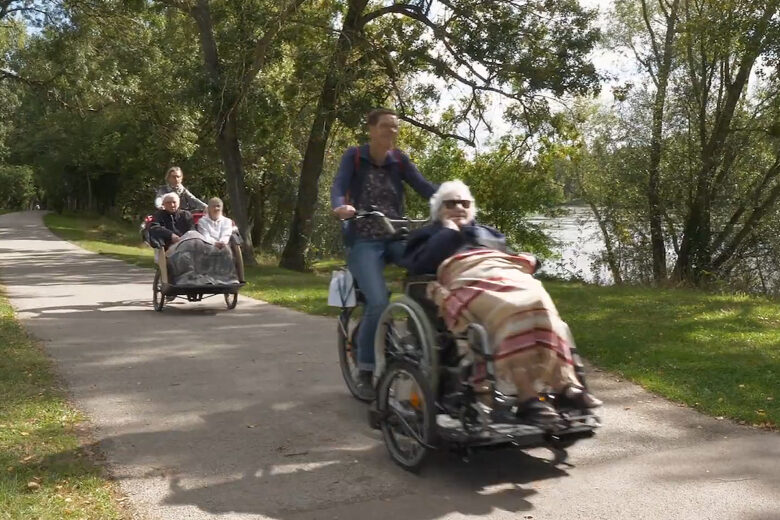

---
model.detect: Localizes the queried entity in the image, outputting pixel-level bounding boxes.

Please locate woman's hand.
[333,205,356,220]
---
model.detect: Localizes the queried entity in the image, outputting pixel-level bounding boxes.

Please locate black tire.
[376,359,437,473]
[225,292,238,310]
[153,269,165,312]
[337,306,370,401]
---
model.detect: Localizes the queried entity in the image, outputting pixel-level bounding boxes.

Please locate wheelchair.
[365,275,601,473]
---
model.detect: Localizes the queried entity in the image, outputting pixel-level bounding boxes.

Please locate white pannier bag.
[328,269,357,307]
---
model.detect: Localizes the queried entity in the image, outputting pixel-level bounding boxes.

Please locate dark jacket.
[148,209,194,248]
[401,221,507,275]
[330,144,437,245]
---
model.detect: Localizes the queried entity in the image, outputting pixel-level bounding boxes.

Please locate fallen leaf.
[27,482,40,491]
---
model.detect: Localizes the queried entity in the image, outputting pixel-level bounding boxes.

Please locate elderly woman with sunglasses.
[402,180,601,428]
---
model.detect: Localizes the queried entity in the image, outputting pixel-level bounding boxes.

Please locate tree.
[279,0,601,270]
[671,0,780,283]
[612,0,682,283]
[154,0,309,263]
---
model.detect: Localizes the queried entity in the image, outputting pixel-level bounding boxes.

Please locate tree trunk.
[216,110,254,263]
[279,0,369,271]
[589,203,623,285]
[645,0,680,284]
[250,176,266,249]
[190,0,255,264]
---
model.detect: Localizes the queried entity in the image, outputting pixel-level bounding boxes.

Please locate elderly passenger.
[148,192,195,248]
[402,180,601,427]
[197,197,232,250]
[154,166,207,212]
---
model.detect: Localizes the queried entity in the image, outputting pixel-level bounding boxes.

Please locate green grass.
[45,213,155,269]
[0,291,129,520]
[43,213,779,429]
[547,283,779,429]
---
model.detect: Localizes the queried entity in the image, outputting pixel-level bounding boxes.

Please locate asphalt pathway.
[1,211,778,520]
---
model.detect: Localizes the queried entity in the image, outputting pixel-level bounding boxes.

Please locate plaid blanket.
[428,249,580,401]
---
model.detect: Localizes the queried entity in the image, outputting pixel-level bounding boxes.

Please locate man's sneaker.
[355,370,376,401]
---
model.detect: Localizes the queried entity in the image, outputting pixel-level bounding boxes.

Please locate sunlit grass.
[0,291,128,519]
[44,213,779,428]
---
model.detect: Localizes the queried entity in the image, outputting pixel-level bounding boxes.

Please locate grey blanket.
[167,233,239,286]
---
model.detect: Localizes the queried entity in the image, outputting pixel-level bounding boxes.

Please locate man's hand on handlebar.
[333,205,356,220]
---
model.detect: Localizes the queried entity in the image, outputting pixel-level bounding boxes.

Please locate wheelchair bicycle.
[141,212,246,311]
[335,213,600,472]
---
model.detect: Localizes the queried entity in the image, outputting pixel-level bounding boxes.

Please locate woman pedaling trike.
[333,183,601,473]
[334,209,428,401]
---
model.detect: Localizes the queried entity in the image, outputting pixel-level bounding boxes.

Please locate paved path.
[1,211,778,520]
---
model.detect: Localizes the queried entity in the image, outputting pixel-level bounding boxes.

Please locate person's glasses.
[443,199,472,209]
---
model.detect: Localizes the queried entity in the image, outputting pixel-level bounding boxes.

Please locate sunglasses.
[443,199,472,209]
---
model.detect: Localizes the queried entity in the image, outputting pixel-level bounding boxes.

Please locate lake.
[528,206,612,284]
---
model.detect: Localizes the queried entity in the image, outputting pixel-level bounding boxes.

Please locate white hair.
[162,192,180,204]
[429,179,477,222]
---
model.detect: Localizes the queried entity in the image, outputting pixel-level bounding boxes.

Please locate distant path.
[0,210,778,520]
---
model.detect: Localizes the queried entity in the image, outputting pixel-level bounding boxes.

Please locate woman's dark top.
[148,209,194,248]
[330,144,437,245]
[402,221,507,275]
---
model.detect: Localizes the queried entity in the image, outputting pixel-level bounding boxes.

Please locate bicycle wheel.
[337,305,370,401]
[153,269,165,312]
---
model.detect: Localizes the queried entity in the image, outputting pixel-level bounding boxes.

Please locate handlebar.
[341,210,429,238]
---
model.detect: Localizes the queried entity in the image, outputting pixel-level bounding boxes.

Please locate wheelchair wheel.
[375,297,437,390]
[377,359,436,473]
[153,269,165,312]
[225,292,238,310]
[337,305,369,401]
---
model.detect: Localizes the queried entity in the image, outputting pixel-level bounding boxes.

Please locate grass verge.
[0,290,128,519]
[43,212,779,428]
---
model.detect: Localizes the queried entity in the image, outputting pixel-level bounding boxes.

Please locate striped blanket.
[428,249,580,401]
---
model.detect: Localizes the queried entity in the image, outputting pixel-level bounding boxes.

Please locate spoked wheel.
[225,292,238,310]
[337,305,369,401]
[377,359,436,473]
[375,297,437,391]
[153,269,165,312]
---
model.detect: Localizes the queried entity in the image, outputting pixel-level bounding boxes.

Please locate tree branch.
[397,114,475,146]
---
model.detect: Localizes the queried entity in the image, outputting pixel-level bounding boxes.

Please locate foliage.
[0,164,34,209]
[559,0,780,293]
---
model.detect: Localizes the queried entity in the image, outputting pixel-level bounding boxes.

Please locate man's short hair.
[367,108,397,126]
[208,197,223,207]
[162,192,180,204]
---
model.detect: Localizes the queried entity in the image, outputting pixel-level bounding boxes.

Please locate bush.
[0,164,35,210]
